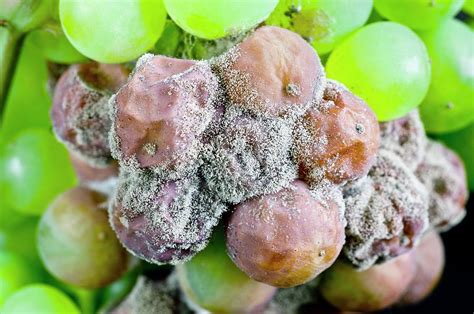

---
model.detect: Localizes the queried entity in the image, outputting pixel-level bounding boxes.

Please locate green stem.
[75,288,96,314]
[0,25,23,116]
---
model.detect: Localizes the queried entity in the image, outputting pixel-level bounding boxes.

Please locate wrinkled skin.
[226,180,345,288]
[177,228,276,313]
[343,150,429,269]
[320,253,416,312]
[111,55,219,175]
[109,172,227,265]
[51,63,129,166]
[218,26,326,117]
[37,187,129,289]
[379,109,427,171]
[416,140,468,231]
[400,231,445,305]
[294,80,380,185]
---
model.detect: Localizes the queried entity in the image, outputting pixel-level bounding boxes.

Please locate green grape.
[1,284,80,314]
[97,268,140,312]
[176,227,276,313]
[326,22,431,121]
[436,123,474,190]
[37,187,128,289]
[465,0,474,15]
[164,0,278,40]
[374,0,464,30]
[0,218,42,267]
[418,19,474,133]
[153,19,183,57]
[0,0,54,32]
[1,34,51,138]
[59,0,166,63]
[0,129,77,215]
[29,26,87,64]
[0,251,41,306]
[267,0,373,55]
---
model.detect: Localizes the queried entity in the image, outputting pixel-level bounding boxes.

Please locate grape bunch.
[0,0,472,313]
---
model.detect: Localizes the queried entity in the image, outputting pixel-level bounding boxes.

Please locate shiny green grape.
[465,0,474,15]
[0,252,41,307]
[1,34,51,139]
[0,0,54,32]
[1,284,80,314]
[164,0,278,40]
[176,228,276,313]
[29,26,87,64]
[374,0,464,30]
[326,22,431,121]
[266,0,373,55]
[59,0,166,63]
[37,187,128,289]
[437,123,474,190]
[0,218,42,267]
[418,19,474,133]
[0,129,77,215]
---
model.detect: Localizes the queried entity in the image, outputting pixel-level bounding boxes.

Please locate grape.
[0,252,41,307]
[326,22,431,121]
[29,26,87,64]
[418,19,474,133]
[374,0,464,30]
[437,123,474,191]
[0,218,42,267]
[37,187,129,289]
[164,0,278,39]
[1,284,80,314]
[266,0,373,55]
[59,0,166,63]
[0,129,77,215]
[1,34,51,139]
[0,0,54,32]
[465,0,474,15]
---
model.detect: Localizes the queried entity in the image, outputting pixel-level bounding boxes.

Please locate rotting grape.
[226,180,345,288]
[217,26,326,117]
[294,80,380,185]
[37,187,129,289]
[326,22,431,121]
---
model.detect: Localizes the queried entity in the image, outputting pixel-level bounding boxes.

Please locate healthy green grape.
[465,0,474,15]
[164,0,278,40]
[0,0,54,32]
[1,284,80,314]
[176,227,276,313]
[374,0,464,30]
[29,26,87,64]
[436,123,474,190]
[1,34,51,138]
[0,251,41,307]
[59,0,166,63]
[0,129,77,215]
[37,187,128,289]
[266,0,373,55]
[326,22,431,121]
[0,218,42,267]
[418,19,474,133]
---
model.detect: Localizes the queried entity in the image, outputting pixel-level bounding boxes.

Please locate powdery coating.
[320,253,416,312]
[401,231,445,305]
[226,180,345,288]
[263,278,320,314]
[201,106,297,204]
[217,26,326,117]
[380,109,427,171]
[109,171,227,265]
[294,80,380,185]
[51,63,129,166]
[112,276,178,314]
[416,140,468,232]
[110,54,219,176]
[343,150,429,270]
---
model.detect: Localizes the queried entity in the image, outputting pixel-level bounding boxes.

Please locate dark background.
[383,193,473,313]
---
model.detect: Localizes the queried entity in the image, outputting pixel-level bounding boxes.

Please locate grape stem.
[0,25,24,117]
[74,288,96,314]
